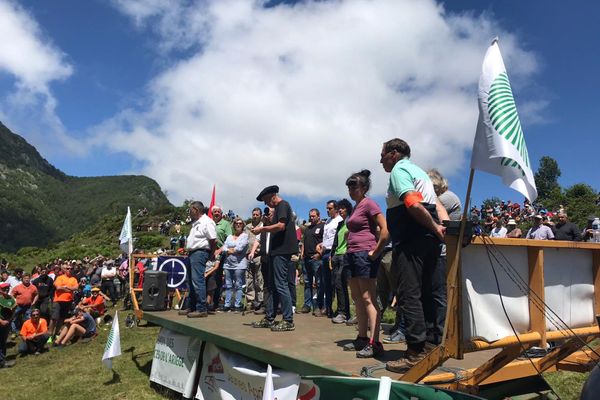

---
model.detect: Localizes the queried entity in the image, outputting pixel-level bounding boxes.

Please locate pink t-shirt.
[346,197,381,253]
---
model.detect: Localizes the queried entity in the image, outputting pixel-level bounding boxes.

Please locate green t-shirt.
[334,223,348,256]
[216,219,232,247]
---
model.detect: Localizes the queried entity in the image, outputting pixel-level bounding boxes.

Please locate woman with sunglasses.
[343,170,389,358]
[221,217,249,312]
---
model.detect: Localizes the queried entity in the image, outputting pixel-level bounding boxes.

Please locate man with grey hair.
[211,204,232,311]
[554,212,581,241]
[180,201,217,318]
[245,207,264,311]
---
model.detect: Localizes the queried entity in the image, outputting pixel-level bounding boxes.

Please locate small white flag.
[471,38,538,202]
[102,311,122,369]
[262,364,275,400]
[119,207,133,255]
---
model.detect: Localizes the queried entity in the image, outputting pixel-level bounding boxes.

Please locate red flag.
[208,184,216,219]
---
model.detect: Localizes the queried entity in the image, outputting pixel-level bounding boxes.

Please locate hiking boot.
[313,309,327,317]
[345,316,358,326]
[178,309,192,316]
[331,314,347,324]
[271,320,295,332]
[187,311,208,318]
[385,348,427,373]
[382,330,406,344]
[356,341,384,358]
[297,306,311,314]
[343,336,369,351]
[251,318,276,328]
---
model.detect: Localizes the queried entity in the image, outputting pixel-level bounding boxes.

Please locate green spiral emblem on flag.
[488,72,530,169]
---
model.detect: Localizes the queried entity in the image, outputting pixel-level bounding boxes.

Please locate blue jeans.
[12,305,32,333]
[224,269,245,308]
[266,255,294,322]
[188,250,209,312]
[318,251,333,314]
[302,257,322,310]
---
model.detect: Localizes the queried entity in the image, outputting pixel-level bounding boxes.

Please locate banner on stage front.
[150,328,202,393]
[197,342,300,400]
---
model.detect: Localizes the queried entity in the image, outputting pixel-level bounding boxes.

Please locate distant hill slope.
[0,121,172,252]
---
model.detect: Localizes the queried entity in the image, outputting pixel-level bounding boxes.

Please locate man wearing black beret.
[251,186,297,331]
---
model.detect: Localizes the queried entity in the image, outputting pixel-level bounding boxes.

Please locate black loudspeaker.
[142,270,168,311]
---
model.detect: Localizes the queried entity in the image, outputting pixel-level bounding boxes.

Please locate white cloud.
[101,0,542,212]
[0,0,79,156]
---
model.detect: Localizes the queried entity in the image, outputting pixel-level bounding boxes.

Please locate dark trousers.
[302,257,322,310]
[260,256,271,311]
[332,254,351,318]
[101,280,117,305]
[212,253,226,308]
[426,252,447,345]
[18,334,50,354]
[188,250,209,312]
[265,255,293,322]
[395,236,442,351]
[318,251,334,315]
[0,324,9,366]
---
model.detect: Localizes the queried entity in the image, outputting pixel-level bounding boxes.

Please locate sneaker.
[297,306,311,314]
[331,314,347,324]
[253,308,266,315]
[178,309,192,316]
[0,360,15,368]
[345,316,358,326]
[343,336,369,351]
[47,336,54,344]
[251,318,276,328]
[356,342,384,358]
[271,320,295,332]
[385,348,427,373]
[382,330,406,344]
[313,309,328,317]
[187,311,208,318]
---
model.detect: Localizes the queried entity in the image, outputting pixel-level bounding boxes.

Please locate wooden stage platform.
[143,309,497,380]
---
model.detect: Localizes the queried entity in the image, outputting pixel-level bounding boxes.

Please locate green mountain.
[0,121,172,253]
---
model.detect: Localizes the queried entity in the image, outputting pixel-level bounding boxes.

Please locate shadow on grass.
[104,370,121,385]
[125,345,154,375]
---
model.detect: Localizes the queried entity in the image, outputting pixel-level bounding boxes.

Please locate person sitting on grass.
[78,287,105,319]
[18,308,49,355]
[53,307,97,347]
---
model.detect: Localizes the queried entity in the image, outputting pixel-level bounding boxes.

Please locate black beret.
[256,185,279,202]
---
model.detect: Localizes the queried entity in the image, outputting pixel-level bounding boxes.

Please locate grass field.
[1,305,591,400]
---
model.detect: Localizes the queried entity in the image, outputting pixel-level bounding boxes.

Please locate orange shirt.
[82,295,105,315]
[12,283,38,306]
[53,275,78,302]
[20,318,48,338]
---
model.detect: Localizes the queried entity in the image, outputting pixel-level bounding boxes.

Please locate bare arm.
[435,198,449,222]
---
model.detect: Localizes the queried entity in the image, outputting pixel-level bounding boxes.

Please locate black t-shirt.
[270,200,298,256]
[303,222,324,257]
[33,274,54,300]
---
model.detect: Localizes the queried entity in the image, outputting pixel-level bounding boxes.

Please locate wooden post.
[592,250,600,318]
[527,247,546,348]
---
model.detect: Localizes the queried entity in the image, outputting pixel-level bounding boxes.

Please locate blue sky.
[0,0,598,221]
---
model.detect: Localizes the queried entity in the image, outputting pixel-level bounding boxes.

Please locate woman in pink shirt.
[342,170,389,358]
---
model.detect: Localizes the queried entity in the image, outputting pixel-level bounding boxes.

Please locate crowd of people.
[0,256,131,368]
[2,137,598,374]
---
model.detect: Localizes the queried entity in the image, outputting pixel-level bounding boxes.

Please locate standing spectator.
[212,205,232,310]
[506,219,523,238]
[53,307,97,347]
[18,308,49,355]
[10,273,38,334]
[248,207,274,315]
[221,218,249,312]
[553,212,582,241]
[320,201,343,318]
[490,220,508,238]
[118,257,129,301]
[100,260,118,307]
[251,185,298,332]
[526,215,555,240]
[180,201,217,318]
[343,170,389,358]
[32,266,54,321]
[48,264,78,341]
[380,138,448,372]
[244,208,264,312]
[300,209,324,314]
[1,269,20,294]
[331,199,353,324]
[0,282,15,368]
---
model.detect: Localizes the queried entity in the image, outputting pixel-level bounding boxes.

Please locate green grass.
[544,370,589,400]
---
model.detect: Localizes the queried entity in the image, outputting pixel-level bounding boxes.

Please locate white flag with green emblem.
[471,39,538,202]
[119,207,133,255]
[102,311,121,369]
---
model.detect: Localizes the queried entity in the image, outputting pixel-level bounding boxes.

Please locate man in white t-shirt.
[319,200,343,318]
